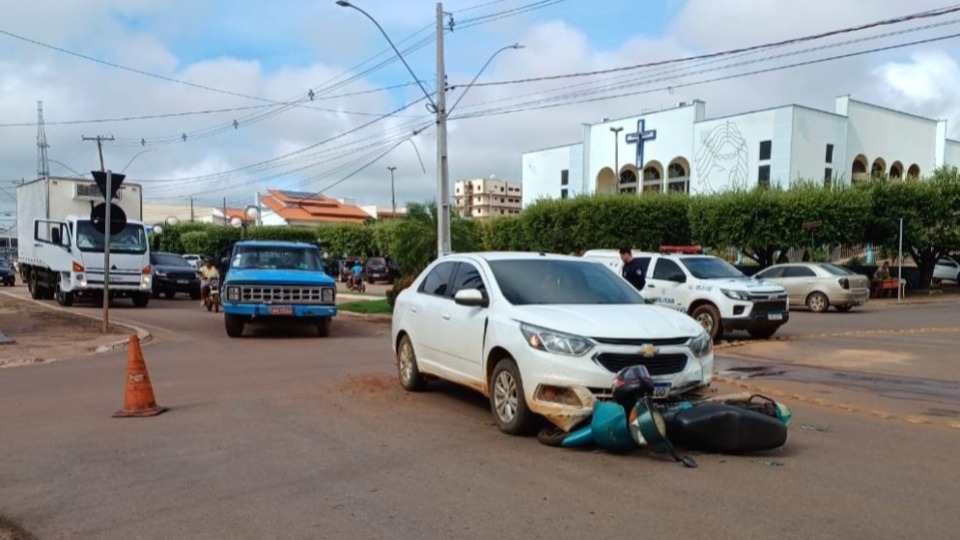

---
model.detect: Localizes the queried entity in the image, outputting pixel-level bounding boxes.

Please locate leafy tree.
[317,223,375,257]
[861,167,960,288]
[477,216,528,251]
[244,226,317,244]
[157,222,214,253]
[390,201,478,276]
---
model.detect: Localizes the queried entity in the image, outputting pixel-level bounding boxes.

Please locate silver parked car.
[753,262,870,313]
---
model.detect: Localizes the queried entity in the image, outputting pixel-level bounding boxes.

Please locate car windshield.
[231,245,323,270]
[75,220,147,254]
[680,257,745,279]
[0,261,9,270]
[488,259,645,305]
[153,253,193,267]
[819,263,853,276]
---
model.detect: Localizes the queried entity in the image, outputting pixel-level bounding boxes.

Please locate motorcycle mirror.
[673,451,698,468]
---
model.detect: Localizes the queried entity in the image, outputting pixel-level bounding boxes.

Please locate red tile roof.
[260,190,370,224]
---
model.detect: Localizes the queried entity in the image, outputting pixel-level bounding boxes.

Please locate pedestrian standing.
[619,246,646,291]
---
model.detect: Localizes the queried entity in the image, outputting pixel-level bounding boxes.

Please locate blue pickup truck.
[221,240,337,338]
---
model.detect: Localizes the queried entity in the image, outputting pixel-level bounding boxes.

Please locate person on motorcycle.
[350,261,364,289]
[198,257,220,306]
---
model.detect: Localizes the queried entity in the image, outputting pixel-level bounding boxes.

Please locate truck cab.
[221,241,337,338]
[583,247,789,341]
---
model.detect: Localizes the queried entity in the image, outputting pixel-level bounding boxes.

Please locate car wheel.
[490,358,535,436]
[691,304,722,341]
[835,305,854,313]
[55,283,74,307]
[396,334,426,392]
[748,327,777,339]
[806,292,829,313]
[316,317,331,337]
[225,314,245,338]
[132,293,150,308]
[151,289,160,299]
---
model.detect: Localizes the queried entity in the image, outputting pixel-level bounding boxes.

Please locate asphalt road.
[1,294,958,539]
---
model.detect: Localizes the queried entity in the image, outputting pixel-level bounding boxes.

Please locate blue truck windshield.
[75,220,147,255]
[231,246,324,271]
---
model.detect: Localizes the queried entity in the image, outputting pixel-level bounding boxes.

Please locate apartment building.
[454,176,523,219]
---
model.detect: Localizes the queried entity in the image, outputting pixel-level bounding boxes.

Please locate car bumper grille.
[751,300,787,315]
[238,285,335,304]
[594,353,689,375]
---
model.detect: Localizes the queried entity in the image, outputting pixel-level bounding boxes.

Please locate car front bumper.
[222,303,337,319]
[154,276,200,293]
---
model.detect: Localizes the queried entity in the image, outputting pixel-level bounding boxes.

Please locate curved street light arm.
[336,1,437,109]
[448,44,523,115]
[48,159,86,177]
[122,148,153,173]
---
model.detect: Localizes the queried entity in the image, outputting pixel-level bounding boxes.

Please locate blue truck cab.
[221,240,337,338]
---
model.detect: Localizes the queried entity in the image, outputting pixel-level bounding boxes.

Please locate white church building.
[521,96,960,205]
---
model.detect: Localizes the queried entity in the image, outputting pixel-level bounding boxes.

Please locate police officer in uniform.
[619,246,646,292]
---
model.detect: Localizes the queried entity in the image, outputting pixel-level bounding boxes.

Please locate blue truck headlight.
[226,286,240,302]
[322,287,335,303]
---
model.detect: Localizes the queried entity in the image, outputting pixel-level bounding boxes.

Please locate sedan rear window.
[819,263,854,276]
[488,259,644,305]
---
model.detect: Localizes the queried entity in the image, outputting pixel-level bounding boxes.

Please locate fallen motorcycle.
[538,366,790,463]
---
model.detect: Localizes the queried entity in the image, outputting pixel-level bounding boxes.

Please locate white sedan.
[391,252,714,435]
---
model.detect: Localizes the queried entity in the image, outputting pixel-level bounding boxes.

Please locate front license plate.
[269,306,293,315]
[177,280,189,284]
[653,382,671,399]
[768,313,783,321]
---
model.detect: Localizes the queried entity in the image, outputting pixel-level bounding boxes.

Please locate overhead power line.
[460,3,960,88]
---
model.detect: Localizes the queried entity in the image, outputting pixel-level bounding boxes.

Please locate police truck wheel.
[691,304,722,341]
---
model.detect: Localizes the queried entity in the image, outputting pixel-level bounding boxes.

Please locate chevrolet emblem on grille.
[639,344,659,357]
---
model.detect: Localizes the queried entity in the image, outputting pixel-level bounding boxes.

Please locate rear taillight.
[839,278,849,289]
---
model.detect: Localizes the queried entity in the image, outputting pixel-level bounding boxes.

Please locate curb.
[713,374,960,430]
[338,311,392,323]
[0,290,154,354]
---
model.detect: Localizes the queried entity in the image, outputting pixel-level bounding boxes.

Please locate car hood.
[225,268,334,286]
[510,304,703,339]
[704,277,784,293]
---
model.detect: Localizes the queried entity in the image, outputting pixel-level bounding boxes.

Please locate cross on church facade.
[625,119,657,170]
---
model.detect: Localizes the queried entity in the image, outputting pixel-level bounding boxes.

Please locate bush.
[157,222,215,253]
[244,226,317,243]
[386,274,416,309]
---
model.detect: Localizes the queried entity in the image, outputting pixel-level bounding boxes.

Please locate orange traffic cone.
[113,335,167,418]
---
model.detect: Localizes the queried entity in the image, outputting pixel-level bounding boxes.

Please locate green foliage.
[178,231,208,255]
[372,220,401,256]
[157,222,215,253]
[317,223,375,257]
[244,226,317,244]
[389,201,479,276]
[477,216,528,251]
[338,299,392,315]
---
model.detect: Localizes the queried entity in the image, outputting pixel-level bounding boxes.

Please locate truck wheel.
[316,317,332,337]
[132,294,150,308]
[55,283,74,307]
[691,304,722,341]
[225,314,245,338]
[29,274,43,300]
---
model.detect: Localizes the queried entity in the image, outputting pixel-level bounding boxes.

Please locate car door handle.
[647,284,655,288]
[442,313,450,320]
[410,307,417,313]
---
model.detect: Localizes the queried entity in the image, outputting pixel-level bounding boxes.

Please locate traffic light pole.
[102,170,113,333]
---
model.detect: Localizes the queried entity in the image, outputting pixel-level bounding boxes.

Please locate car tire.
[748,327,778,339]
[132,294,150,308]
[396,334,427,392]
[490,358,535,436]
[316,317,331,337]
[55,283,74,307]
[691,304,722,341]
[151,289,160,299]
[835,305,854,313]
[806,292,829,313]
[225,314,245,338]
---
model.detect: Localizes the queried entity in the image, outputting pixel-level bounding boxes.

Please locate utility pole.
[436,1,451,256]
[37,101,50,181]
[387,166,397,218]
[189,196,195,222]
[222,197,227,226]
[82,135,115,172]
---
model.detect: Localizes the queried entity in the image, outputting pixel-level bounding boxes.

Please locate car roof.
[581,249,709,259]
[234,240,316,248]
[444,251,587,263]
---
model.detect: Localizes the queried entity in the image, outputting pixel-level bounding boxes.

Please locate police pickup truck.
[583,247,789,341]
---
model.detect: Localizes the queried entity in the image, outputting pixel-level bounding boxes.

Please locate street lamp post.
[230,206,261,238]
[387,166,397,218]
[336,1,521,257]
[610,126,623,181]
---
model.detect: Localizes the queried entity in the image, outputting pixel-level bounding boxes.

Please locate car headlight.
[689,331,712,358]
[519,323,594,356]
[226,286,240,302]
[155,270,167,277]
[721,288,750,301]
[322,287,335,303]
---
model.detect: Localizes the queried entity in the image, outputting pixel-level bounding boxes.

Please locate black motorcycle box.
[664,403,787,454]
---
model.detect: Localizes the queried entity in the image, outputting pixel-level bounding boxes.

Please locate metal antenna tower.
[36,101,50,180]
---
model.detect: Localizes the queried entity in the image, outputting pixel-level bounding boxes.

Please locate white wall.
[838,97,939,178]
[945,140,960,168]
[585,102,704,192]
[790,107,848,185]
[691,107,792,194]
[521,143,582,206]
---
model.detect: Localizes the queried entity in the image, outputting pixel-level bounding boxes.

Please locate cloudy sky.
[2,0,960,222]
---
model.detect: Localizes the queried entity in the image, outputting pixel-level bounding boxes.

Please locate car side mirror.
[454,288,488,308]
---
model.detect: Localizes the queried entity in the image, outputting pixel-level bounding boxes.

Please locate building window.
[561,189,568,199]
[758,165,771,187]
[825,144,834,164]
[561,169,569,186]
[759,140,772,161]
[824,168,833,187]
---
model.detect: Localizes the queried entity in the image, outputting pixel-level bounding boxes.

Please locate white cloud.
[2,0,959,222]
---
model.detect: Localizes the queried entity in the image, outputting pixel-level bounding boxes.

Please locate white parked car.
[391,252,714,435]
[933,256,960,283]
[182,254,202,269]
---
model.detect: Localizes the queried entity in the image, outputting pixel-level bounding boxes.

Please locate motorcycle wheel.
[537,426,569,447]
